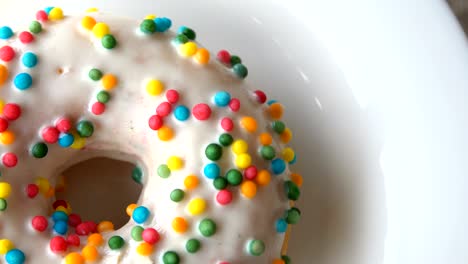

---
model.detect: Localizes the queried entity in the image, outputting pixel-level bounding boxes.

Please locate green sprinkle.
[233,63,248,79]
[76,120,94,138]
[213,176,228,190]
[162,251,180,264]
[218,133,233,147]
[132,166,143,184]
[285,207,301,224]
[170,189,185,202]
[108,236,125,250]
[0,199,7,211]
[230,55,242,66]
[31,142,48,158]
[198,218,216,237]
[284,181,300,201]
[180,27,196,40]
[140,19,156,34]
[29,21,42,34]
[89,68,103,81]
[158,164,171,178]
[248,239,265,256]
[131,226,144,241]
[97,90,111,103]
[173,34,189,44]
[282,255,292,264]
[225,169,242,186]
[205,143,223,161]
[185,238,201,253]
[272,121,286,134]
[260,146,276,160]
[102,34,117,49]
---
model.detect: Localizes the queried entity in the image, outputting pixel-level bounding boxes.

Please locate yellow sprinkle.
[231,139,248,155]
[65,252,85,264]
[145,14,157,20]
[71,133,86,149]
[184,175,199,190]
[167,156,184,171]
[146,79,165,96]
[92,22,110,38]
[282,148,295,162]
[240,116,257,133]
[0,239,14,254]
[0,182,12,198]
[180,42,198,57]
[235,153,251,169]
[81,16,96,30]
[35,177,50,195]
[136,242,154,256]
[55,206,70,215]
[187,198,206,215]
[49,7,64,21]
[86,7,99,13]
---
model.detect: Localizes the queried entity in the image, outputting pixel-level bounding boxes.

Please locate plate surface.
[1,0,467,263]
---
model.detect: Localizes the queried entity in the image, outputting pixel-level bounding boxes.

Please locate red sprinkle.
[192,103,212,121]
[31,215,48,232]
[220,117,234,131]
[3,103,21,121]
[166,89,180,104]
[66,234,81,247]
[52,200,68,210]
[36,10,48,22]
[0,118,8,132]
[50,236,68,253]
[42,126,60,144]
[156,102,172,117]
[0,46,15,62]
[217,50,231,65]
[91,102,105,115]
[75,223,91,236]
[68,213,82,228]
[216,190,233,205]
[148,115,163,130]
[83,221,97,233]
[142,228,160,245]
[19,31,34,44]
[244,165,258,180]
[2,153,17,168]
[55,118,72,133]
[228,98,240,112]
[253,90,267,104]
[26,184,39,198]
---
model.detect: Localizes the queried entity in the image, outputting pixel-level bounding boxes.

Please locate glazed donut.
[0,7,302,264]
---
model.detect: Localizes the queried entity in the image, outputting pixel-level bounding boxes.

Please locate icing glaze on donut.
[0,7,302,264]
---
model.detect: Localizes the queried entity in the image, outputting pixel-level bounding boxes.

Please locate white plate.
[1,0,467,263]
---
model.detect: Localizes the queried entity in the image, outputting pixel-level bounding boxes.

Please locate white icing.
[0,12,293,264]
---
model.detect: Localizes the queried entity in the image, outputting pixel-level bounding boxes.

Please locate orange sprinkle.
[126,203,138,217]
[97,221,114,233]
[255,170,271,186]
[272,260,285,264]
[0,65,8,86]
[81,245,99,261]
[0,130,15,145]
[269,103,284,120]
[259,132,273,146]
[240,180,257,199]
[87,233,104,246]
[172,217,189,233]
[101,74,118,90]
[136,242,154,256]
[184,175,199,190]
[81,16,96,30]
[290,173,303,187]
[240,116,257,133]
[65,252,84,264]
[195,48,210,65]
[280,128,292,143]
[158,126,174,141]
[44,186,55,198]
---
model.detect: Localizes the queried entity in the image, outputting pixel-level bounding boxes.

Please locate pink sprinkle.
[216,190,232,205]
[0,117,9,132]
[26,184,39,198]
[91,102,106,115]
[244,165,258,180]
[66,234,81,247]
[36,10,48,22]
[0,46,15,62]
[156,102,172,117]
[218,262,231,264]
[220,117,234,131]
[3,103,21,121]
[166,89,180,104]
[142,228,160,244]
[31,215,48,232]
[2,152,17,168]
[216,50,231,65]
[50,236,68,253]
[55,117,72,133]
[192,103,212,121]
[19,31,34,44]
[42,126,60,144]
[148,115,163,130]
[228,98,240,112]
[68,213,82,228]
[253,90,267,104]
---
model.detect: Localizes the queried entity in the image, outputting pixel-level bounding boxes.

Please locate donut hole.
[56,157,143,229]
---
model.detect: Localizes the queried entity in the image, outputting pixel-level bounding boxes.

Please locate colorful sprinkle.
[214,91,231,107]
[213,176,228,190]
[29,21,42,34]
[146,79,165,96]
[284,181,300,201]
[81,16,96,30]
[148,115,163,130]
[64,252,84,264]
[195,48,210,64]
[285,207,301,224]
[255,170,271,186]
[260,146,276,160]
[48,7,64,20]
[184,175,199,190]
[140,19,156,34]
[271,158,286,174]
[180,42,198,57]
[2,153,18,168]
[154,17,172,32]
[76,120,94,138]
[132,206,150,224]
[0,239,14,254]
[14,73,33,90]
[174,105,190,121]
[187,198,206,215]
[132,166,143,184]
[167,156,184,170]
[101,74,118,90]
[218,133,233,146]
[92,23,110,38]
[203,163,220,179]
[253,90,267,104]
[131,226,144,241]
[233,63,248,79]
[172,217,189,233]
[89,68,103,81]
[217,50,231,65]
[225,169,242,186]
[19,31,34,44]
[156,102,172,117]
[248,239,265,256]
[185,238,201,253]
[22,52,38,68]
[102,34,117,49]
[220,117,234,131]
[166,89,180,104]
[142,228,160,244]
[158,164,171,178]
[198,218,216,237]
[240,180,257,198]
[108,236,125,250]
[81,245,99,261]
[235,153,252,169]
[276,219,288,233]
[5,249,25,264]
[136,242,154,256]
[240,116,257,133]
[228,98,240,112]
[170,189,185,202]
[178,26,196,40]
[162,251,180,264]
[216,189,232,205]
[0,26,13,39]
[0,65,8,85]
[205,143,223,161]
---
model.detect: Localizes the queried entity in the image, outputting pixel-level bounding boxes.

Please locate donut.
[0,7,302,264]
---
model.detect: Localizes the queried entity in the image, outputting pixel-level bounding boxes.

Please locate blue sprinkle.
[0,26,13,40]
[267,100,278,105]
[44,7,54,15]
[52,211,68,222]
[214,91,231,107]
[14,73,32,90]
[154,17,172,32]
[276,219,288,233]
[271,158,286,175]
[22,52,38,68]
[174,105,190,121]
[203,163,220,179]
[53,220,68,235]
[289,154,297,165]
[58,133,74,147]
[132,206,150,224]
[5,249,25,264]
[177,26,188,34]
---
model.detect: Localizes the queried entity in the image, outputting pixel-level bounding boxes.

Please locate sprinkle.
[0,65,8,85]
[64,252,84,264]
[0,239,14,254]
[235,153,251,169]
[132,166,143,184]
[290,173,303,187]
[184,175,199,190]
[253,90,267,104]
[282,256,292,264]
[0,27,13,39]
[185,238,201,253]
[271,158,286,174]
[136,242,154,256]
[167,156,183,170]
[5,249,25,264]
[41,126,59,143]
[158,164,171,178]
[280,128,292,143]
[86,8,99,13]
[131,226,144,241]
[14,72,33,90]
[36,10,48,22]
[240,116,257,133]
[52,211,68,222]
[97,90,111,103]
[162,251,180,264]
[282,148,295,162]
[102,34,117,49]
[216,189,232,205]
[22,52,38,68]
[255,170,271,186]
[213,176,228,190]
[2,153,17,168]
[92,23,110,38]
[216,50,231,65]
[0,130,15,145]
[101,74,118,90]
[146,79,165,96]
[97,221,114,232]
[244,165,258,180]
[29,21,42,34]
[31,215,48,232]
[218,133,233,147]
[70,133,86,149]
[132,206,150,224]
[49,7,64,20]
[59,134,74,149]
[140,19,156,34]
[26,184,39,198]
[228,98,240,112]
[178,26,196,40]
[81,245,99,261]
[170,189,185,202]
[172,217,189,233]
[154,17,172,32]
[192,103,212,120]
[220,117,234,131]
[259,133,273,146]
[231,139,248,154]
[81,16,96,30]
[126,203,138,217]
[195,48,210,64]
[285,207,301,224]
[66,234,80,247]
[91,102,106,115]
[269,103,283,119]
[173,34,189,45]
[205,143,223,161]
[19,31,34,44]
[272,121,286,134]
[198,218,216,237]
[203,163,220,179]
[240,180,257,199]
[142,228,160,244]
[273,259,286,264]
[0,118,7,132]
[89,68,103,81]
[145,14,157,20]
[0,199,6,211]
[180,42,198,57]
[76,120,94,138]
[50,236,68,253]
[174,105,190,121]
[3,103,21,121]
[214,91,231,107]
[148,115,163,130]
[166,89,179,104]
[108,236,125,250]
[276,219,288,233]
[187,198,206,215]
[87,233,104,246]
[156,102,172,117]
[260,146,275,160]
[233,63,248,79]
[248,239,265,256]
[225,169,242,186]
[53,220,68,235]
[284,181,301,201]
